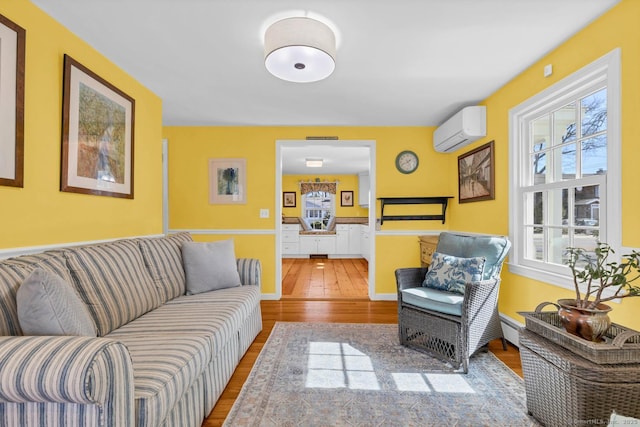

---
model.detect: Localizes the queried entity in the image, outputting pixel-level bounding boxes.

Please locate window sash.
[508,49,620,291]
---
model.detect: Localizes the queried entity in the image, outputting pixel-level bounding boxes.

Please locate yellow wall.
[13,0,637,327]
[282,174,369,219]
[449,0,640,329]
[0,1,164,248]
[163,126,452,294]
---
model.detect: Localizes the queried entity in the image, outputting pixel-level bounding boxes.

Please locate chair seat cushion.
[401,287,463,316]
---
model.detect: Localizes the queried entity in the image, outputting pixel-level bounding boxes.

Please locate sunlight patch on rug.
[224,322,541,427]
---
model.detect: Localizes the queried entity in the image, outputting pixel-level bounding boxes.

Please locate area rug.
[224,322,540,426]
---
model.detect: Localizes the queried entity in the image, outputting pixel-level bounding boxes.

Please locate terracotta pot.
[557,298,612,343]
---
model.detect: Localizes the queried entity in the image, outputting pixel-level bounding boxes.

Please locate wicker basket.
[519,328,640,427]
[519,302,640,364]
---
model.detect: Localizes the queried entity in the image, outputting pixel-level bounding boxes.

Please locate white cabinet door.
[360,225,370,261]
[299,235,336,255]
[317,235,336,254]
[336,225,349,254]
[348,225,361,254]
[299,236,317,254]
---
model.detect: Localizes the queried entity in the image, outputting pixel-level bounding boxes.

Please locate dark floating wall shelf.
[378,197,454,224]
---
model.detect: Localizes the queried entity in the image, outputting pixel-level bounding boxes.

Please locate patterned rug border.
[225,322,540,426]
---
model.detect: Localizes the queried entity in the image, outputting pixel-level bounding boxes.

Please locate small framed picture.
[283,191,296,207]
[341,190,354,207]
[209,158,246,204]
[458,140,495,203]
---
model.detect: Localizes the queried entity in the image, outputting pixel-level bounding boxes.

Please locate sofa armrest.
[0,336,134,426]
[237,258,261,287]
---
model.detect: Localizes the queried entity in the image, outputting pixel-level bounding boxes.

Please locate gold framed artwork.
[458,140,495,203]
[341,190,354,207]
[209,158,246,204]
[61,55,135,198]
[0,14,25,188]
[283,191,296,207]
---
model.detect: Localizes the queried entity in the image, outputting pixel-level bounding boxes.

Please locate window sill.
[507,262,621,303]
[507,262,574,292]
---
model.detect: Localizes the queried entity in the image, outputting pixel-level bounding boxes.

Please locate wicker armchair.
[396,232,511,373]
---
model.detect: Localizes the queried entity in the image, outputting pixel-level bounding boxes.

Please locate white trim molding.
[168,228,276,235]
[371,293,397,301]
[499,312,525,347]
[508,48,621,291]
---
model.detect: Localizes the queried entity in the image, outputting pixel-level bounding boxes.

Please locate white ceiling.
[31,0,619,173]
[281,144,370,175]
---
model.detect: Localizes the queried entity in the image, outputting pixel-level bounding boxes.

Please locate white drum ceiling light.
[264,17,336,83]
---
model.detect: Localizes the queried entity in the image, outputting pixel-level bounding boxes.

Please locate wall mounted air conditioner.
[433,106,486,153]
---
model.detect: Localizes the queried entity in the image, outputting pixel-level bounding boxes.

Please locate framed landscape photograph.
[341,190,354,207]
[209,158,246,204]
[61,55,135,198]
[283,191,296,207]
[458,140,495,203]
[0,14,25,188]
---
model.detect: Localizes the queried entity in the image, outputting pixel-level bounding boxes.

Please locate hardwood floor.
[282,257,369,299]
[202,300,522,427]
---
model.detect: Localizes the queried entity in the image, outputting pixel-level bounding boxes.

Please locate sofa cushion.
[109,286,261,355]
[401,287,464,316]
[138,232,193,303]
[17,268,96,336]
[423,251,485,294]
[181,239,241,295]
[436,232,511,280]
[0,253,74,336]
[65,239,162,336]
[106,333,211,427]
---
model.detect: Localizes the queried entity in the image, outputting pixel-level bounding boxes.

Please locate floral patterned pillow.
[422,252,486,294]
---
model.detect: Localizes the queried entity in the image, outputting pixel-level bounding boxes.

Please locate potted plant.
[561,243,640,342]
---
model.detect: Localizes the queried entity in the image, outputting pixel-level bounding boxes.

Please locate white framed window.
[302,191,335,230]
[509,49,621,289]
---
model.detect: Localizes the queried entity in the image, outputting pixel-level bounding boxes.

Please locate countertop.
[282,216,368,225]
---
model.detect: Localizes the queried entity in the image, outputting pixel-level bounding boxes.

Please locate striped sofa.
[0,233,262,426]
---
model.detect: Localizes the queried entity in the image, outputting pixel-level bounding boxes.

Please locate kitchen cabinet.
[299,234,336,255]
[358,172,370,207]
[281,224,300,255]
[335,224,363,256]
[360,225,370,261]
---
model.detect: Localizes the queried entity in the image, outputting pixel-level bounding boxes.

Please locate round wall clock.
[395,150,419,174]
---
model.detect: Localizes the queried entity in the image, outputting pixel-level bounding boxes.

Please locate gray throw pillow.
[182,239,241,295]
[17,268,97,336]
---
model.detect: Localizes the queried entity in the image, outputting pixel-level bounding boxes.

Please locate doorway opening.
[275,140,376,300]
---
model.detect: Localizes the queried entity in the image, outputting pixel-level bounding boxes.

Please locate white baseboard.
[500,313,524,347]
[371,293,397,301]
[260,293,280,300]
